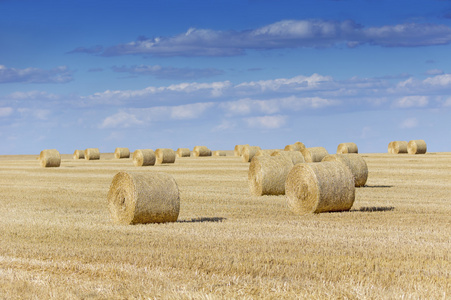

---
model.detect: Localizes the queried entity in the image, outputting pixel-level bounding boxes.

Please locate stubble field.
[0,152,450,299]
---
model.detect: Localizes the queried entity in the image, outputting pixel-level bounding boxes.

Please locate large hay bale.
[284,141,306,151]
[193,146,212,157]
[271,150,305,165]
[242,145,261,162]
[255,149,279,157]
[155,148,176,164]
[176,148,190,157]
[248,156,294,196]
[322,154,368,187]
[300,147,329,162]
[336,142,358,154]
[39,149,61,168]
[114,147,130,159]
[213,150,226,156]
[388,141,408,154]
[73,150,84,160]
[407,140,427,154]
[285,161,355,214]
[85,148,100,160]
[107,171,180,224]
[133,149,156,167]
[234,144,248,156]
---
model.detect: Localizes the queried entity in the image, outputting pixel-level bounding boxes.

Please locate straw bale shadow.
[178,217,226,223]
[354,206,395,212]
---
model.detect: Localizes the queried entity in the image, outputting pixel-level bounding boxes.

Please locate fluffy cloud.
[0,65,73,84]
[392,96,429,108]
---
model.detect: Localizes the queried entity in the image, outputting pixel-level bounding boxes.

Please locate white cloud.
[170,102,214,119]
[392,96,429,108]
[245,115,287,129]
[100,111,144,129]
[0,107,13,117]
[400,118,419,129]
[423,74,451,87]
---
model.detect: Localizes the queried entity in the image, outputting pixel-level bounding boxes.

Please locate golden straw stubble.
[407,140,427,154]
[107,171,180,225]
[114,147,130,159]
[248,156,294,196]
[133,149,156,166]
[285,161,355,214]
[322,154,368,187]
[39,149,61,168]
[336,142,358,154]
[155,148,176,164]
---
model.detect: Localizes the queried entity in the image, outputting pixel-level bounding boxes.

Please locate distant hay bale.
[133,149,156,167]
[337,142,358,154]
[284,142,306,151]
[234,144,248,156]
[248,156,294,196]
[388,141,408,154]
[213,150,226,156]
[39,149,61,168]
[114,147,130,159]
[193,146,212,157]
[271,150,305,165]
[322,154,368,187]
[285,161,355,214]
[255,149,279,157]
[300,147,329,162]
[176,148,190,157]
[73,150,84,160]
[107,171,180,224]
[85,148,100,160]
[155,148,176,164]
[242,145,261,162]
[407,140,427,154]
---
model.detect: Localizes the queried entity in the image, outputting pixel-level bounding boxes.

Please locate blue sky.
[1,0,451,155]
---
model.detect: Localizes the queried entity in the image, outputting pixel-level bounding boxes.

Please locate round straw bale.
[114,147,130,159]
[255,149,279,157]
[337,142,358,154]
[213,150,226,156]
[322,154,368,187]
[107,171,180,224]
[284,142,306,151]
[249,156,294,196]
[388,141,408,154]
[300,147,329,162]
[285,161,355,214]
[234,144,248,156]
[271,150,305,165]
[85,148,100,160]
[73,150,84,160]
[193,146,212,157]
[133,149,156,167]
[39,149,61,168]
[155,148,176,164]
[242,145,261,162]
[407,140,427,154]
[176,148,190,157]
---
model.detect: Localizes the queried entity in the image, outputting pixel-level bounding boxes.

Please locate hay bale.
[285,161,355,214]
[85,148,100,160]
[407,140,427,154]
[234,144,248,156]
[133,149,156,167]
[336,142,358,154]
[242,145,261,162]
[213,150,226,156]
[114,147,130,159]
[176,148,190,157]
[388,141,408,154]
[284,142,306,151]
[271,150,305,165]
[39,149,61,168]
[255,149,279,157]
[248,156,294,196]
[107,171,180,224]
[73,150,84,160]
[193,146,212,157]
[300,147,329,162]
[322,154,368,187]
[155,148,176,164]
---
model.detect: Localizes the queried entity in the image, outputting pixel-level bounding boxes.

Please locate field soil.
[0,152,450,299]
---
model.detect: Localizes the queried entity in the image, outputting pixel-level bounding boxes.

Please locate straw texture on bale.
[407,140,427,154]
[388,141,408,154]
[234,144,248,156]
[300,147,329,162]
[176,148,190,157]
[39,149,61,168]
[255,149,279,157]
[285,161,355,214]
[248,156,294,196]
[242,145,262,162]
[336,142,358,154]
[114,147,130,159]
[73,150,84,160]
[133,149,156,167]
[284,141,306,151]
[271,150,305,165]
[193,146,212,157]
[322,154,368,187]
[155,148,176,164]
[213,150,226,156]
[107,171,180,224]
[85,148,100,160]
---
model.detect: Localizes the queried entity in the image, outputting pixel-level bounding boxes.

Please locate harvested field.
[0,152,450,299]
